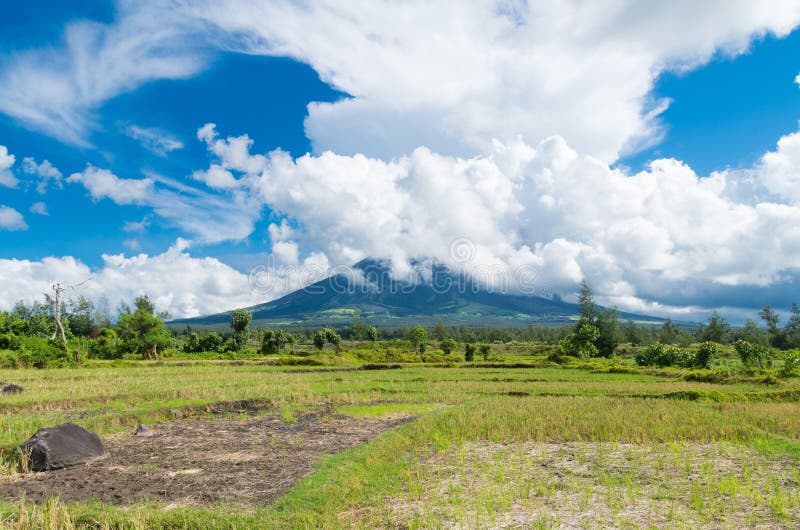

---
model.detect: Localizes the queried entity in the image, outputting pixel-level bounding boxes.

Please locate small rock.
[2,384,24,394]
[168,408,184,419]
[19,423,105,472]
[134,424,153,437]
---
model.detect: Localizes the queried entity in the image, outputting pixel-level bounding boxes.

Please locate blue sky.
[1,2,800,320]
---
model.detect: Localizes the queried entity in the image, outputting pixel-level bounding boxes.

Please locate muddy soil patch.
[0,412,413,508]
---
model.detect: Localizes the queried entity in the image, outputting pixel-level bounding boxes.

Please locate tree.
[621,319,642,345]
[595,307,619,357]
[324,328,341,350]
[440,338,457,355]
[432,321,447,341]
[407,325,427,355]
[734,319,769,346]
[559,322,599,358]
[366,325,378,343]
[464,343,476,362]
[698,311,730,344]
[230,309,253,351]
[785,301,800,349]
[760,306,787,349]
[479,343,491,361]
[578,281,598,323]
[262,330,279,354]
[658,318,680,344]
[116,296,171,359]
[312,330,326,350]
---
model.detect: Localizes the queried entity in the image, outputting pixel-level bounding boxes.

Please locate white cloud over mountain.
[2,1,800,318]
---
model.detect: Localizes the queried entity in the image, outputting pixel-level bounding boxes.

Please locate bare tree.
[51,278,93,353]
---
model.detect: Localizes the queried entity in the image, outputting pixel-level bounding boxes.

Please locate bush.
[734,340,772,369]
[635,343,696,368]
[781,352,800,377]
[440,338,457,355]
[479,344,491,361]
[694,341,716,369]
[88,328,119,359]
[464,344,476,362]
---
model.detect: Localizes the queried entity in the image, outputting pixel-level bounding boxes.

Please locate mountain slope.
[172,258,663,328]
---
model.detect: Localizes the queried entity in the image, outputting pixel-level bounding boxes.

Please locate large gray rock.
[19,423,105,471]
[1,384,23,394]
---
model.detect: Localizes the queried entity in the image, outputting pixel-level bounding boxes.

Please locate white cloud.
[2,2,800,160]
[179,0,800,162]
[122,218,149,233]
[0,145,18,188]
[0,4,208,145]
[0,239,262,318]
[22,157,63,194]
[29,202,48,216]
[124,124,184,156]
[67,165,153,205]
[67,165,258,244]
[0,206,27,231]
[184,123,800,317]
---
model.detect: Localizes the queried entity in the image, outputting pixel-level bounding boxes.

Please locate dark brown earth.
[0,411,412,508]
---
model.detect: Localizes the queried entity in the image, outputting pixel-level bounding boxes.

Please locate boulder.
[134,424,153,437]
[19,423,105,471]
[1,384,23,394]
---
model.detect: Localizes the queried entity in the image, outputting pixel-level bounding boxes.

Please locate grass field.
[0,351,798,528]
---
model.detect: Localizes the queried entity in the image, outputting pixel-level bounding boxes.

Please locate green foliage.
[635,343,698,368]
[464,343,476,362]
[88,328,118,359]
[734,340,772,369]
[440,338,457,355]
[658,318,680,345]
[559,321,599,359]
[694,341,717,369]
[366,325,378,343]
[262,330,279,355]
[479,343,491,361]
[230,309,253,351]
[407,325,426,355]
[781,352,800,377]
[116,295,171,359]
[313,330,326,350]
[595,308,619,357]
[698,312,730,344]
[325,328,341,350]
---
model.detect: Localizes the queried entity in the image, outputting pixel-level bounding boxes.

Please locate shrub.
[88,328,118,359]
[694,341,716,369]
[635,343,695,368]
[479,344,491,361]
[440,338,457,355]
[734,340,772,369]
[464,343,476,362]
[781,352,800,377]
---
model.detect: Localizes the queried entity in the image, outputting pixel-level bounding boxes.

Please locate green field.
[0,353,799,529]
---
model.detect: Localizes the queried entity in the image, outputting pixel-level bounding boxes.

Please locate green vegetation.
[0,289,800,527]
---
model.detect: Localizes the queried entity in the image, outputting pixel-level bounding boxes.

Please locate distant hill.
[170,258,664,329]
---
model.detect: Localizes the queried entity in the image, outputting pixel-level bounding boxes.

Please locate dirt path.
[0,412,412,508]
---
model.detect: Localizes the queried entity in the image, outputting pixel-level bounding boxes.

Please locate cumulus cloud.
[22,157,63,193]
[29,202,48,216]
[2,2,800,160]
[183,123,800,317]
[124,124,184,156]
[0,239,262,318]
[0,145,18,188]
[67,165,153,205]
[0,206,27,231]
